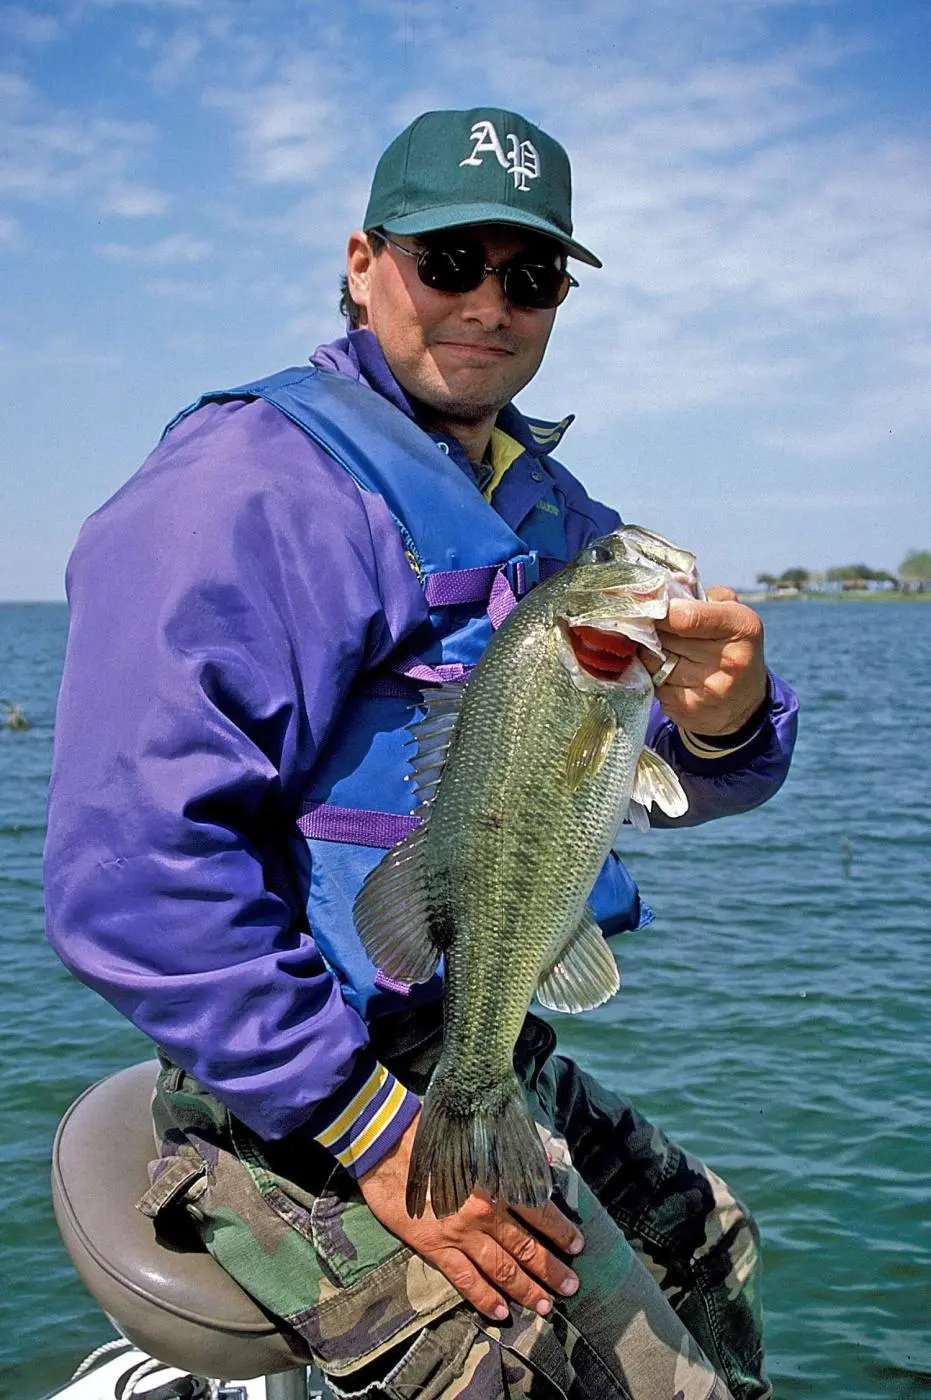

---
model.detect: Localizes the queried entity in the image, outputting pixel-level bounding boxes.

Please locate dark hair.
[339,230,386,328]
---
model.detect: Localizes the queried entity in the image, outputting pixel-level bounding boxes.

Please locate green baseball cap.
[363,107,602,268]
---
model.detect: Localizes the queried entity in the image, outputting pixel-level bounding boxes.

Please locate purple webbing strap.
[400,658,472,684]
[297,802,421,848]
[422,554,565,631]
[488,569,519,630]
[424,565,499,607]
[374,969,414,996]
[360,661,472,696]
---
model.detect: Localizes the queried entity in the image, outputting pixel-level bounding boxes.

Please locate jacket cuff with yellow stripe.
[673,673,778,773]
[305,1054,420,1179]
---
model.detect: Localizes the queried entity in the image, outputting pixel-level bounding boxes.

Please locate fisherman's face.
[346,224,561,441]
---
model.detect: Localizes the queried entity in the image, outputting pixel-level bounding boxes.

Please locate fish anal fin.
[566,698,618,791]
[535,906,620,1014]
[630,746,689,820]
[352,822,440,984]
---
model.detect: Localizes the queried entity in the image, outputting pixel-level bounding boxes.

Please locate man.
[46,108,797,1398]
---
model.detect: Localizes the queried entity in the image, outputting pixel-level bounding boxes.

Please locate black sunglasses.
[376,231,578,311]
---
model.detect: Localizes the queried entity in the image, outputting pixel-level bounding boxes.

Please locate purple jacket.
[45,330,798,1175]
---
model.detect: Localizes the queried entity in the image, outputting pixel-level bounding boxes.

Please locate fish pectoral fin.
[565,698,618,791]
[352,823,441,984]
[629,746,689,822]
[535,906,620,1014]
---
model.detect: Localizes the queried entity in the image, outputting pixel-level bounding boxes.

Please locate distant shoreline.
[739,590,931,604]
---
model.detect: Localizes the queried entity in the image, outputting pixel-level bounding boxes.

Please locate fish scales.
[426,599,645,1092]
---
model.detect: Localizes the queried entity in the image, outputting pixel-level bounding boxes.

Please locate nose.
[459,267,512,330]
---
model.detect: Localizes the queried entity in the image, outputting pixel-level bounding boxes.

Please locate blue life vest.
[166,367,649,1019]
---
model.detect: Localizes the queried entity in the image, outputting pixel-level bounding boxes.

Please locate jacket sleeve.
[44,397,422,1174]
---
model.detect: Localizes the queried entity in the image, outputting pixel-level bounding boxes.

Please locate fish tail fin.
[406,1073,552,1219]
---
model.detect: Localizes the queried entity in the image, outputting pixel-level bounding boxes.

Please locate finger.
[665,597,762,643]
[638,646,704,689]
[511,1197,585,1257]
[468,1227,576,1317]
[486,1214,580,1300]
[706,584,738,603]
[430,1245,511,1322]
[638,645,661,674]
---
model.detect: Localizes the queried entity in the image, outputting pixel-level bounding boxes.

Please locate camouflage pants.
[142,1011,768,1400]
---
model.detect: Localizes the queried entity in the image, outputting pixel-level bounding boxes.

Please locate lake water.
[1,599,929,1399]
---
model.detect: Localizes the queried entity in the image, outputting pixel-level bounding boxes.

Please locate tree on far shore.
[899,550,931,590]
[778,567,810,591]
[826,564,897,590]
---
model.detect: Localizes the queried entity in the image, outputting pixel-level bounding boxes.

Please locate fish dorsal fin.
[353,822,442,984]
[353,682,467,983]
[565,697,618,791]
[406,681,466,809]
[535,906,621,1014]
[627,746,689,829]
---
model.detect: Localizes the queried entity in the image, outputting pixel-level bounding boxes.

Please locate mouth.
[567,625,640,679]
[433,341,515,359]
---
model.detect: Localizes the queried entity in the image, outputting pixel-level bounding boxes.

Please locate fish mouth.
[557,615,657,692]
[566,625,640,679]
[562,583,668,673]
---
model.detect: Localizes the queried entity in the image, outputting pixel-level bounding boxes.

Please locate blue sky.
[1,0,929,598]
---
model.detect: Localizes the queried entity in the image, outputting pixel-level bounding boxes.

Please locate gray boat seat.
[51,1060,307,1380]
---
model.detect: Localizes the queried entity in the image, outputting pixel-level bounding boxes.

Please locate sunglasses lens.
[417,246,485,294]
[503,264,570,310]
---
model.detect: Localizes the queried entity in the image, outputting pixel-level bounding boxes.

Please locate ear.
[346,231,375,319]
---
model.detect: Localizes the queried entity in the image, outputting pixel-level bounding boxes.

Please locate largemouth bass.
[354,527,697,1217]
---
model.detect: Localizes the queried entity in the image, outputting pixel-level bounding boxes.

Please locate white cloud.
[144,276,217,301]
[150,29,203,92]
[97,232,212,261]
[0,72,167,215]
[207,62,348,186]
[0,333,123,371]
[0,5,62,42]
[103,184,172,217]
[747,491,909,510]
[67,0,207,12]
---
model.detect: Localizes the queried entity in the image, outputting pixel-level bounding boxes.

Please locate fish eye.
[588,543,613,564]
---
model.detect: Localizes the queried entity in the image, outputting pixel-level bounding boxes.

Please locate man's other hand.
[358,1111,583,1320]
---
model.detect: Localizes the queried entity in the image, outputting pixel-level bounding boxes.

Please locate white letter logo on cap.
[460,120,540,192]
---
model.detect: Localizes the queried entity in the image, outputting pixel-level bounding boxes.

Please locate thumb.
[705,584,738,603]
